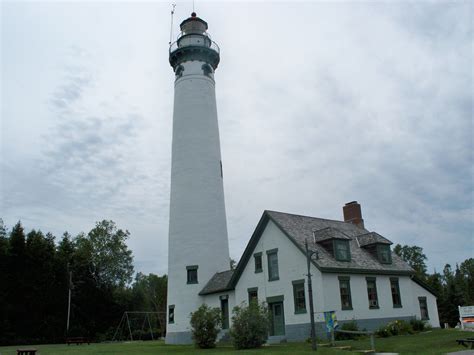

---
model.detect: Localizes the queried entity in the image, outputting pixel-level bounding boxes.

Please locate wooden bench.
[456,338,474,349]
[17,349,37,355]
[66,337,90,345]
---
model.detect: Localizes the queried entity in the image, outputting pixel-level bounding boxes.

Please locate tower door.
[269,302,285,336]
[221,299,229,329]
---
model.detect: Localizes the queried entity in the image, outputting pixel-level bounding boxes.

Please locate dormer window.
[377,244,392,264]
[313,227,352,262]
[334,240,351,261]
[356,232,393,265]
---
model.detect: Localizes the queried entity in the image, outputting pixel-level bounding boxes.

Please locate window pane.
[390,279,401,307]
[419,298,429,320]
[293,283,306,312]
[248,290,258,304]
[187,269,198,283]
[255,255,262,272]
[367,279,378,308]
[339,279,352,309]
[336,241,350,261]
[268,253,279,280]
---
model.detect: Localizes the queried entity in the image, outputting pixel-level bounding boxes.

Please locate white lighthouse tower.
[166,13,230,344]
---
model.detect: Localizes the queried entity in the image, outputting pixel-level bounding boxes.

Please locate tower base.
[165,331,193,345]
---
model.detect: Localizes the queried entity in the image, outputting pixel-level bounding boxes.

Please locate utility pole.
[305,239,317,351]
[66,265,72,335]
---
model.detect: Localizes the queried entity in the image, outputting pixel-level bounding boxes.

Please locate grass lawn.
[0,329,471,355]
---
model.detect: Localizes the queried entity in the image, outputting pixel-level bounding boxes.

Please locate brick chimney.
[343,201,364,229]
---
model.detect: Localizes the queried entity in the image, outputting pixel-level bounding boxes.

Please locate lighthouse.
[166,13,230,344]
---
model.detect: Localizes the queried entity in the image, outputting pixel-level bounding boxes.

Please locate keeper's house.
[197,202,439,341]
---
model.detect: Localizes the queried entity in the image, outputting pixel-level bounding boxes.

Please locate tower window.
[168,305,175,324]
[266,249,279,281]
[175,65,184,78]
[202,63,213,76]
[254,252,262,273]
[186,265,198,284]
[366,277,379,309]
[338,276,353,310]
[292,280,306,314]
[390,277,402,308]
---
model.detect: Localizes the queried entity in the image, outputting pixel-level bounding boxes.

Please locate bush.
[375,325,391,338]
[335,320,359,340]
[230,301,269,349]
[376,319,413,338]
[410,318,425,332]
[190,304,222,348]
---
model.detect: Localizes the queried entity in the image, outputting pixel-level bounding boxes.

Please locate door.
[269,302,285,336]
[221,299,229,329]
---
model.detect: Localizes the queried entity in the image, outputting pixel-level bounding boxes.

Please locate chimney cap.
[345,201,358,206]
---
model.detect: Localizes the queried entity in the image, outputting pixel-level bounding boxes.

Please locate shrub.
[230,301,269,349]
[335,320,359,340]
[376,319,413,338]
[375,325,391,338]
[190,304,222,349]
[386,320,412,336]
[410,318,425,332]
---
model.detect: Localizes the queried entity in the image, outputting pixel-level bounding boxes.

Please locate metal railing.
[331,329,376,352]
[169,35,220,54]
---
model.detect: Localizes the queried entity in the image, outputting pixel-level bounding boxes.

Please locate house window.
[186,265,198,284]
[168,305,175,324]
[377,245,392,264]
[292,280,306,314]
[248,287,258,304]
[366,277,379,309]
[338,276,353,310]
[334,240,351,261]
[254,252,262,273]
[266,248,279,281]
[419,297,429,320]
[390,277,402,308]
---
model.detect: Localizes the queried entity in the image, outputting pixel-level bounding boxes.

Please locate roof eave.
[320,267,414,276]
[411,275,438,297]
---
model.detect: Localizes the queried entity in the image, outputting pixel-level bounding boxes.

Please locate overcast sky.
[1,1,472,276]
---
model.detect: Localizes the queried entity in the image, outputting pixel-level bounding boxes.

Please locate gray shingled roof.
[203,210,414,295]
[357,232,393,247]
[266,210,413,274]
[313,226,351,242]
[199,269,234,295]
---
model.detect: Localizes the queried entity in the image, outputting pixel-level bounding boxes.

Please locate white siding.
[231,219,440,331]
[167,59,230,338]
[233,220,326,325]
[409,280,440,328]
[321,274,425,321]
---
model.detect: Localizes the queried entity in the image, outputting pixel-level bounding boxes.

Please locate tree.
[0,219,9,342]
[230,301,269,349]
[190,304,222,348]
[393,244,427,278]
[76,220,134,288]
[131,273,168,335]
[458,258,474,304]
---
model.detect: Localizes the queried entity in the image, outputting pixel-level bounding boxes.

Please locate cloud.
[1,1,472,276]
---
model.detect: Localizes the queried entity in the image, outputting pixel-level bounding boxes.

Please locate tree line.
[1,218,472,345]
[0,219,167,346]
[394,244,474,327]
